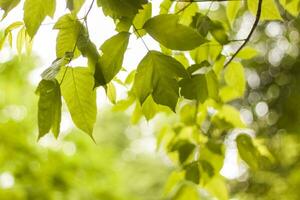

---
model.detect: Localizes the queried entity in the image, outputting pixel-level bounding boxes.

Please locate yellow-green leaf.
[24,0,56,38]
[144,14,206,51]
[248,0,282,21]
[57,67,97,137]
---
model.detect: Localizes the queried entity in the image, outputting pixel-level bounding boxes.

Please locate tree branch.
[224,0,263,68]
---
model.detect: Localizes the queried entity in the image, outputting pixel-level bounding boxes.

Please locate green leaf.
[180,74,208,103]
[115,17,133,32]
[191,13,228,44]
[248,0,282,21]
[94,32,130,85]
[179,70,218,102]
[143,14,206,51]
[66,0,85,13]
[57,67,97,137]
[227,1,242,26]
[220,62,245,102]
[54,14,82,58]
[170,140,195,164]
[113,96,135,111]
[77,27,100,67]
[133,3,152,37]
[191,13,211,37]
[97,0,147,19]
[16,26,25,54]
[190,42,222,64]
[170,183,199,200]
[236,134,260,170]
[106,82,117,104]
[36,79,62,138]
[206,70,219,100]
[176,2,199,26]
[141,96,158,121]
[204,176,228,200]
[0,0,20,19]
[215,105,245,128]
[279,0,300,17]
[23,0,56,38]
[184,162,200,184]
[159,0,172,14]
[209,20,229,45]
[131,102,143,124]
[0,21,23,50]
[133,50,188,111]
[236,46,258,59]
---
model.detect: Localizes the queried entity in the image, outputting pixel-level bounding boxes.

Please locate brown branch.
[224,0,263,68]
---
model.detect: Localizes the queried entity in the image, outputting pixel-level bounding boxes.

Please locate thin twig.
[224,0,263,68]
[133,24,150,52]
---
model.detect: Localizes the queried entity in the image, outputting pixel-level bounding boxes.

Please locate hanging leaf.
[179,70,218,102]
[16,26,25,54]
[36,79,62,138]
[184,161,200,184]
[57,67,97,137]
[220,62,245,102]
[97,0,147,19]
[279,0,300,17]
[133,3,152,37]
[236,134,261,170]
[54,14,82,58]
[66,0,85,13]
[0,0,20,19]
[144,14,206,50]
[23,0,56,38]
[133,50,189,111]
[227,1,242,26]
[170,140,196,164]
[106,82,117,104]
[180,74,208,103]
[191,13,229,44]
[94,32,130,85]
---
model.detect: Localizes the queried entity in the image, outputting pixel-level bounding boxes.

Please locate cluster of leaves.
[0,56,169,200]
[1,0,300,199]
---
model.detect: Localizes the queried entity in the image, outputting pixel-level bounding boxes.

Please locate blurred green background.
[1,2,300,200]
[0,55,171,200]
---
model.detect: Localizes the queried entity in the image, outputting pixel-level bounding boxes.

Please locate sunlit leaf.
[97,0,147,19]
[133,3,152,37]
[236,134,260,170]
[94,32,130,85]
[144,14,206,50]
[57,67,97,137]
[66,0,84,13]
[54,14,82,58]
[227,1,242,26]
[24,0,56,38]
[220,62,245,102]
[0,0,20,19]
[133,50,188,111]
[248,0,282,20]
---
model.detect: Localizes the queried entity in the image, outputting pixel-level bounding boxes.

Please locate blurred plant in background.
[0,55,170,200]
[1,0,300,200]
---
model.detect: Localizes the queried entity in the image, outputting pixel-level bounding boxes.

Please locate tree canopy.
[1,0,300,199]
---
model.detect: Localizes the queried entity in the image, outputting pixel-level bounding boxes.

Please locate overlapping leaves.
[133,50,189,111]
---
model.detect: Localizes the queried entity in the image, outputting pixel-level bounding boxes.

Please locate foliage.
[1,0,300,199]
[0,56,170,200]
